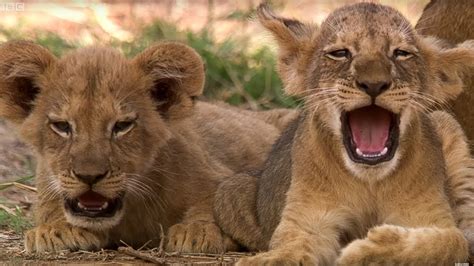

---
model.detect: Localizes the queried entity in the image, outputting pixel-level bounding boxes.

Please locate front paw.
[237,251,315,266]
[463,229,474,263]
[337,225,406,266]
[25,223,107,253]
[166,222,225,253]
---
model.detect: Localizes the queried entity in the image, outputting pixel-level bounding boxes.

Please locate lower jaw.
[345,147,396,165]
[64,210,124,230]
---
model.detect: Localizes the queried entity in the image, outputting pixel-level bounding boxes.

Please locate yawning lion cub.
[215,3,474,265]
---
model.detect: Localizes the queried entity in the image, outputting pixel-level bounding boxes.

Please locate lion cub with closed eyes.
[215,3,474,265]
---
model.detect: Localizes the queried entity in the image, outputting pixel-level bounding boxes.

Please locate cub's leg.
[214,173,267,251]
[430,111,474,256]
[166,195,238,253]
[338,193,468,265]
[338,225,467,265]
[237,188,349,265]
[25,199,108,253]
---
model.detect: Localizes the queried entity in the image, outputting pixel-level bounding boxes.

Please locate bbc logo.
[0,3,25,12]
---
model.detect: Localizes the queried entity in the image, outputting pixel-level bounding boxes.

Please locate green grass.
[0,207,32,234]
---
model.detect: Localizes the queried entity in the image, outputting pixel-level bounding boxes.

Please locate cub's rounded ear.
[0,40,55,124]
[421,38,474,102]
[133,42,205,119]
[257,3,318,96]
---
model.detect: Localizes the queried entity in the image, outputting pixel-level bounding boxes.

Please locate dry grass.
[1,230,252,265]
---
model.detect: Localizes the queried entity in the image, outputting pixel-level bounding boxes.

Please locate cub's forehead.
[55,47,137,90]
[42,47,147,118]
[321,3,415,46]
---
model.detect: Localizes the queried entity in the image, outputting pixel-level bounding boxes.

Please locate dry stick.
[176,252,249,258]
[137,239,152,251]
[157,224,165,256]
[13,182,37,192]
[118,247,166,265]
[0,203,16,216]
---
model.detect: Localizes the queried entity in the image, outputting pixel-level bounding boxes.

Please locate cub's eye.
[50,121,71,138]
[393,49,413,59]
[113,121,135,137]
[326,49,351,60]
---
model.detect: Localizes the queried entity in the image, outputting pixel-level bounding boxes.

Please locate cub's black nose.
[356,81,391,98]
[73,170,109,185]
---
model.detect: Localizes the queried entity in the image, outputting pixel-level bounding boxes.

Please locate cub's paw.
[237,251,314,266]
[462,229,474,263]
[337,225,406,266]
[463,229,474,256]
[25,223,107,253]
[166,222,225,253]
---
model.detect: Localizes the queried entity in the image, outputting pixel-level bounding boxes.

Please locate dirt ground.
[0,232,250,265]
[0,228,251,265]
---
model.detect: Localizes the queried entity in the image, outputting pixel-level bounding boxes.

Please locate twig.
[157,223,165,256]
[137,239,152,251]
[118,246,166,265]
[0,175,35,191]
[119,240,132,248]
[0,203,16,216]
[13,182,37,192]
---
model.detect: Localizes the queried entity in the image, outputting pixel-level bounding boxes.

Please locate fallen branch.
[118,246,166,265]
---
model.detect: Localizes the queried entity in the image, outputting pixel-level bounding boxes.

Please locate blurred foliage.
[0,18,297,109]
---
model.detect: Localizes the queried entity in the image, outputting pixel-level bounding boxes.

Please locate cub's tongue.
[348,106,391,154]
[78,191,108,209]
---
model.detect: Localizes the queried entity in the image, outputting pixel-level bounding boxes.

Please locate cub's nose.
[72,170,109,185]
[356,81,391,98]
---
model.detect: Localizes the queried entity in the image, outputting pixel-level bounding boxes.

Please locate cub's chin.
[64,190,125,230]
[341,105,400,166]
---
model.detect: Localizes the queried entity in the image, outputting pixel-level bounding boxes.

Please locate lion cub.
[416,0,474,257]
[0,41,290,253]
[215,3,474,265]
[416,0,474,153]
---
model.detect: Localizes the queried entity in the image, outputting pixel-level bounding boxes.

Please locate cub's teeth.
[77,201,108,210]
[356,147,389,158]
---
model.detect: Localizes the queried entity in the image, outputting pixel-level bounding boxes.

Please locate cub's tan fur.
[416,0,474,257]
[416,0,474,152]
[215,3,474,265]
[0,41,286,253]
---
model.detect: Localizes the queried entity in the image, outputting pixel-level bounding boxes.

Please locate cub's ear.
[0,40,55,124]
[257,3,318,96]
[133,42,205,119]
[257,3,316,52]
[421,38,474,102]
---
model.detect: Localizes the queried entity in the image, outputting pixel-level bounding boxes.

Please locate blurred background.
[0,0,429,235]
[0,0,429,109]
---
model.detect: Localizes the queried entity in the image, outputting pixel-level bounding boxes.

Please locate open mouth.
[65,191,123,218]
[342,105,399,165]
